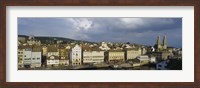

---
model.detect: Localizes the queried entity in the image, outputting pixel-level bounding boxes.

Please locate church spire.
[163,34,167,49]
[157,35,161,45]
[163,34,167,46]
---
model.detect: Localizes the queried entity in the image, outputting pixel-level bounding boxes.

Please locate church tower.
[163,34,167,49]
[156,35,162,49]
[154,35,168,51]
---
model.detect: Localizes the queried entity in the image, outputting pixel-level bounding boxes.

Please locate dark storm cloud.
[18,18,182,48]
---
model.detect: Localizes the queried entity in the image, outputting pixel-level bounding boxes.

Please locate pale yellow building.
[18,46,24,68]
[126,48,141,60]
[108,50,125,63]
[83,50,104,64]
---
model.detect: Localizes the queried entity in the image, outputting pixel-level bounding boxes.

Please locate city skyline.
[18,18,182,48]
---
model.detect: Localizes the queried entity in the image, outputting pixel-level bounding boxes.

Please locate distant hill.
[18,35,95,44]
[18,35,150,47]
[18,35,29,38]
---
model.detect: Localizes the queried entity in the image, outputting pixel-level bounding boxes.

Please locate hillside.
[18,35,95,44]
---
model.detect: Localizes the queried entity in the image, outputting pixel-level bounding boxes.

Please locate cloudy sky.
[18,18,182,48]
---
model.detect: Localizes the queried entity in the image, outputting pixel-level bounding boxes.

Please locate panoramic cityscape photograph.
[18,17,182,70]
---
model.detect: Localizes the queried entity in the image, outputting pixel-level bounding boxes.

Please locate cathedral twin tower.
[154,35,167,51]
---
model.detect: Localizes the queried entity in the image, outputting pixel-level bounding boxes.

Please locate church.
[154,35,167,51]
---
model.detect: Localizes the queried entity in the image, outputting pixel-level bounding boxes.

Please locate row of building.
[18,43,152,68]
[18,35,180,69]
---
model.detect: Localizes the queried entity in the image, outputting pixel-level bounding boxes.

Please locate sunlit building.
[46,55,59,67]
[70,44,82,65]
[126,48,141,60]
[83,50,104,64]
[31,47,42,68]
[107,50,125,63]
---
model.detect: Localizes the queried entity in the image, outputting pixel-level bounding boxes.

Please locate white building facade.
[70,44,82,65]
[137,55,149,65]
[47,55,59,67]
[19,47,42,68]
[23,48,32,67]
[31,50,42,68]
